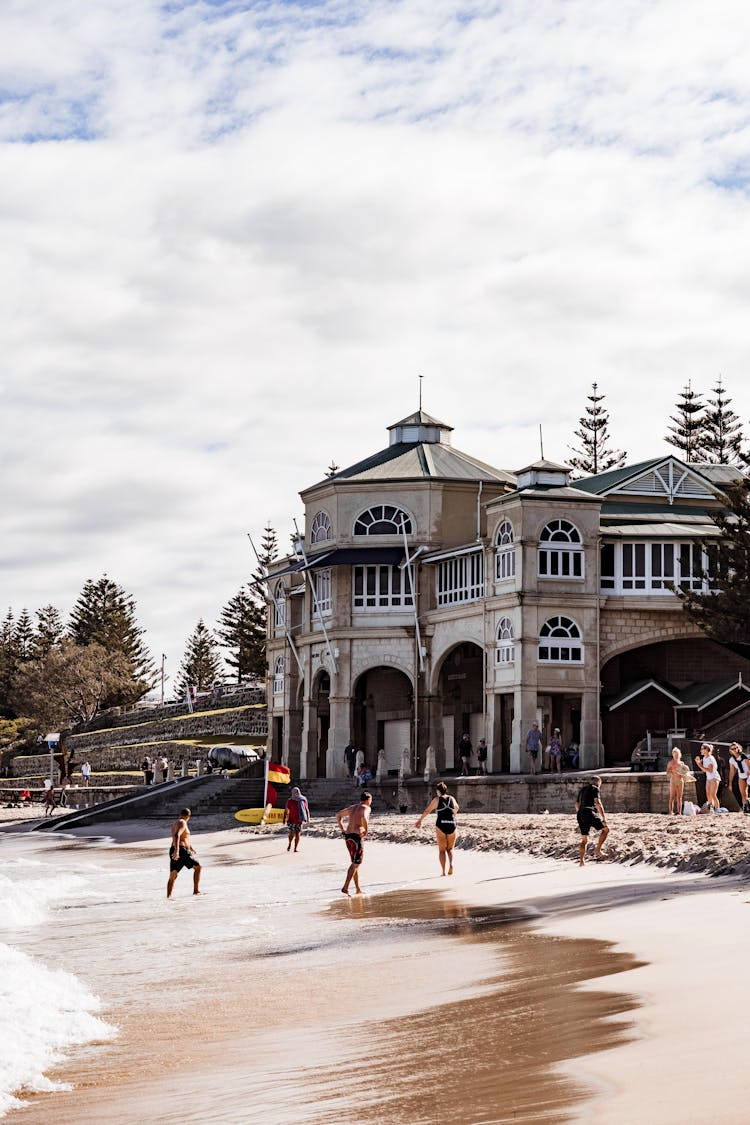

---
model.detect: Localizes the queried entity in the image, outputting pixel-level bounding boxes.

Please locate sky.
[2,0,750,687]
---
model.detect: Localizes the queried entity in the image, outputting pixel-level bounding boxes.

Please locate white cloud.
[1,0,750,675]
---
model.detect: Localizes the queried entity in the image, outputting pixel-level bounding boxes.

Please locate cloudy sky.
[2,0,750,684]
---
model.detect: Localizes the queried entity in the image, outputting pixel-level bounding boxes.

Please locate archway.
[436,642,484,771]
[352,666,414,775]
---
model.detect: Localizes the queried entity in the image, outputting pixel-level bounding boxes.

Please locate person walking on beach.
[458,732,472,776]
[526,721,542,775]
[575,776,609,865]
[666,747,691,814]
[43,786,57,816]
[728,743,750,811]
[167,808,202,898]
[477,739,488,775]
[283,786,310,852]
[694,743,721,811]
[336,791,372,895]
[415,781,459,876]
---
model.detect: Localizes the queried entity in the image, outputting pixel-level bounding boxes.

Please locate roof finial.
[539,424,545,459]
[418,373,423,412]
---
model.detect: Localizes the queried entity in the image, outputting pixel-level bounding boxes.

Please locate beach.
[2,809,749,1123]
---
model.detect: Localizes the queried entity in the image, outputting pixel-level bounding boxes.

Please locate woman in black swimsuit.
[415,781,459,875]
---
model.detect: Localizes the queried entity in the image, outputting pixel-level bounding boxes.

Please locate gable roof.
[575,456,727,499]
[606,678,682,711]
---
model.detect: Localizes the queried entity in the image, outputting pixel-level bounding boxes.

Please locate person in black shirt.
[575,776,609,866]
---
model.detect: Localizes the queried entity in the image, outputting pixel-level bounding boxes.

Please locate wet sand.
[5,818,750,1123]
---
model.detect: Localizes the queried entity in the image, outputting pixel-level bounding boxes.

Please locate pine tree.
[68,576,155,701]
[568,383,627,477]
[32,604,64,660]
[700,377,745,465]
[665,381,705,461]
[679,476,750,657]
[14,609,35,663]
[175,620,223,696]
[0,610,17,717]
[252,521,280,630]
[216,587,267,683]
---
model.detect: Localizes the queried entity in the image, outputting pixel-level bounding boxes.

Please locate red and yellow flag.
[267,762,291,785]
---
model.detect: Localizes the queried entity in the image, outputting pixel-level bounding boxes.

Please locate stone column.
[578,688,603,771]
[299,697,317,779]
[326,695,351,778]
[485,692,497,773]
[512,688,538,774]
[424,695,445,771]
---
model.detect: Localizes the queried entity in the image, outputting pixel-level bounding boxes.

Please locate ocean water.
[0,852,116,1117]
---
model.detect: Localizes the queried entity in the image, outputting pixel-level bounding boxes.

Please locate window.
[353,504,413,536]
[310,511,332,544]
[538,520,584,579]
[273,581,286,629]
[598,541,709,595]
[312,568,332,617]
[494,521,516,581]
[437,551,484,606]
[539,616,583,663]
[495,617,515,664]
[353,565,414,609]
[273,655,284,695]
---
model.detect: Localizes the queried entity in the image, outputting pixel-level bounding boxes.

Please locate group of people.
[141,755,170,785]
[457,734,488,776]
[667,741,750,814]
[525,722,569,774]
[344,742,372,788]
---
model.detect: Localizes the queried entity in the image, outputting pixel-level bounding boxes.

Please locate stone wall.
[75,687,266,734]
[599,605,700,662]
[67,707,268,753]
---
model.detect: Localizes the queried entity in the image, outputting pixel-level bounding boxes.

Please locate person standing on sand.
[283,786,310,852]
[575,776,609,865]
[167,808,202,898]
[526,721,542,775]
[666,748,691,814]
[336,792,372,895]
[728,743,750,811]
[415,781,459,875]
[694,743,720,811]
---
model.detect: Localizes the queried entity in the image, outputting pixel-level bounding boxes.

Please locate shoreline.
[4,818,750,1123]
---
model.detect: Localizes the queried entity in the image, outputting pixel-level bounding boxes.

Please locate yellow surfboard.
[234,808,285,825]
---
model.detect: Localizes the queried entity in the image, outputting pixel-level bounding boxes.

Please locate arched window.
[495,616,514,664]
[538,616,583,663]
[538,519,584,579]
[273,580,286,629]
[494,520,515,582]
[273,655,284,695]
[310,511,332,544]
[353,504,413,536]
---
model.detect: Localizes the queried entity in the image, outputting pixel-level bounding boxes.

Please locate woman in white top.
[694,742,720,811]
[728,743,750,810]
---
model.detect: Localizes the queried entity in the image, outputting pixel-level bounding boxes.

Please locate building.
[265,409,749,777]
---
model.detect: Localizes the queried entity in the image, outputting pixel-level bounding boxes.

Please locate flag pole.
[263,757,268,809]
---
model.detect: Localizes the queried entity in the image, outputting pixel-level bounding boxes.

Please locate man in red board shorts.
[336,792,372,895]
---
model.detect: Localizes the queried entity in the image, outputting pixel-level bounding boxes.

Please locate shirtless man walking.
[167,807,202,898]
[336,791,372,896]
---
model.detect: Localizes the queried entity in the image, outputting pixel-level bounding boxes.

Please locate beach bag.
[682,801,698,816]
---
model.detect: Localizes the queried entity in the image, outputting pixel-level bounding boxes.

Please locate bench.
[630,748,660,772]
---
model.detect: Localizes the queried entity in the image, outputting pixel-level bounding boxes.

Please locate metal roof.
[308,441,516,487]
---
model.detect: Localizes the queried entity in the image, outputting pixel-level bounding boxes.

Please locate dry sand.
[6,810,750,1124]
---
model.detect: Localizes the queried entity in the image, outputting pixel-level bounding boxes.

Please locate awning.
[305,547,404,569]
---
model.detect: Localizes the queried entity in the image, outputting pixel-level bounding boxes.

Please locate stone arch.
[430,641,485,772]
[351,664,414,774]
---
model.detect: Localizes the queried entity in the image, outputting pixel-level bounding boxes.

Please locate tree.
[14,609,35,663]
[175,620,223,696]
[68,575,155,702]
[665,381,705,461]
[568,382,627,477]
[0,610,17,717]
[32,604,65,660]
[700,377,745,465]
[216,587,266,683]
[11,639,135,730]
[679,477,750,657]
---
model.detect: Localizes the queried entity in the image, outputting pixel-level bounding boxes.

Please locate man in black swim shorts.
[575,777,609,866]
[336,791,372,895]
[167,808,202,898]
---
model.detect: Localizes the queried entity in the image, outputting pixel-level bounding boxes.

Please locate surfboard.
[234,808,285,824]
